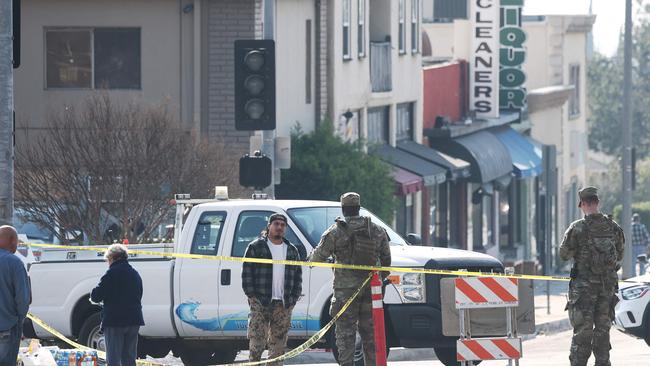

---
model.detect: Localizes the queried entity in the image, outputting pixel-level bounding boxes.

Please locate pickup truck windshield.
[287,207,407,247]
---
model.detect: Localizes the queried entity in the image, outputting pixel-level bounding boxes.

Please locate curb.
[534,318,572,336]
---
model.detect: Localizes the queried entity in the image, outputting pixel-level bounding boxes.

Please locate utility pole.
[261,0,276,198]
[622,0,634,279]
[0,0,14,226]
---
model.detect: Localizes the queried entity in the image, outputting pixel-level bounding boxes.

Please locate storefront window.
[429,184,449,246]
[396,194,414,237]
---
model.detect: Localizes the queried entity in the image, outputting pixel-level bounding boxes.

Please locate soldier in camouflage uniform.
[309,192,391,366]
[560,187,625,366]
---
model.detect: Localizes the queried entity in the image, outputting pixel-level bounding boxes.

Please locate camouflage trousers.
[330,285,376,366]
[566,279,618,366]
[247,298,294,366]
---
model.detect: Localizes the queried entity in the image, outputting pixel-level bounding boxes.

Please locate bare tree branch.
[15,93,239,244]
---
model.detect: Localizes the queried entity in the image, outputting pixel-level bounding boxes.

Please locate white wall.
[522,21,550,90]
[563,31,589,188]
[331,0,422,137]
[331,0,371,121]
[387,0,423,144]
[15,0,183,146]
[275,0,317,137]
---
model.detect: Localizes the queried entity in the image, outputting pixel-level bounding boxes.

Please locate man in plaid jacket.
[242,213,302,365]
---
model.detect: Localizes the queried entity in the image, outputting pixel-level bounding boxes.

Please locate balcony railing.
[370,42,392,93]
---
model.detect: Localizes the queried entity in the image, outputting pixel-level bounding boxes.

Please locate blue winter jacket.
[90,259,145,328]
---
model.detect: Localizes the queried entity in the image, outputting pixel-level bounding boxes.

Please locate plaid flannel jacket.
[632,222,650,247]
[241,236,302,308]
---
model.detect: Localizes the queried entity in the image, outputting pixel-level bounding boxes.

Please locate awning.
[373,145,447,186]
[490,127,543,178]
[430,131,513,184]
[391,167,424,195]
[397,141,471,180]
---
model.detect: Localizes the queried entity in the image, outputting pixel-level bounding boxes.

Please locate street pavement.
[131,278,650,365]
[281,328,649,365]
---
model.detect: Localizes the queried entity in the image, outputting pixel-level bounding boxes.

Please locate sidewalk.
[532,279,571,336]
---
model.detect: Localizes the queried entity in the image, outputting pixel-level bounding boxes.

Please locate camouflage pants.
[248,299,294,366]
[566,280,618,366]
[330,286,376,366]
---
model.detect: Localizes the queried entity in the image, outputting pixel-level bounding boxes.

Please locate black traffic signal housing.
[13,0,20,68]
[239,151,272,189]
[234,40,275,130]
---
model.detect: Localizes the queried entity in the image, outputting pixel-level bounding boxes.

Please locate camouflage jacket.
[560,213,625,284]
[308,216,391,289]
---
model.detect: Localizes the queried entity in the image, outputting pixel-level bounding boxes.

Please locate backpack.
[338,217,377,267]
[583,217,619,275]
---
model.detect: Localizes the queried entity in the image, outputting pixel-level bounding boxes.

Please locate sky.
[524,0,631,56]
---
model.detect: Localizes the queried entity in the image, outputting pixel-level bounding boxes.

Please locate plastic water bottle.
[68,351,79,366]
[56,351,69,366]
[80,352,96,366]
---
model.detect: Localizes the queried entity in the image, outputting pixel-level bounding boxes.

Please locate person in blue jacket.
[91,244,144,366]
[0,226,30,366]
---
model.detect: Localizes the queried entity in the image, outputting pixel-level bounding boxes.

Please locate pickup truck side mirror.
[406,233,422,246]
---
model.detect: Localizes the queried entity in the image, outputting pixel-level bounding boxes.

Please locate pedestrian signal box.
[234,40,275,130]
[239,151,272,189]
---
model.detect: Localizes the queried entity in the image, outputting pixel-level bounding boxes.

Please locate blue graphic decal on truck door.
[175,301,320,332]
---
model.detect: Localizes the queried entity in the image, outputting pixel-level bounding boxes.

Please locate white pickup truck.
[25,195,503,366]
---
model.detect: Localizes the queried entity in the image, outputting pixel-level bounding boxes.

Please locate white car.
[615,274,650,345]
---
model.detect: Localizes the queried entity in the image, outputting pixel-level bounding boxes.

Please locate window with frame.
[358,0,366,58]
[367,106,389,144]
[569,64,580,117]
[398,0,406,54]
[411,0,420,53]
[343,0,352,60]
[231,211,303,258]
[190,211,227,255]
[396,102,413,142]
[46,27,141,89]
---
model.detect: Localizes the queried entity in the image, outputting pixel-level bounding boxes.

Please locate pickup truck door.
[175,210,228,337]
[218,209,310,338]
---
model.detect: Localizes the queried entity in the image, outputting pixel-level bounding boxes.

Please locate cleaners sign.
[500,0,527,110]
[470,0,500,119]
[470,0,527,119]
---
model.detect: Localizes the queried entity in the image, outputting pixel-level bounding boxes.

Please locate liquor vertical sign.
[470,0,500,119]
[500,0,527,110]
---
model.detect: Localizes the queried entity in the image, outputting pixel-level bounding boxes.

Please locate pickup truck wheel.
[178,348,238,366]
[78,313,106,352]
[331,332,390,366]
[434,347,481,366]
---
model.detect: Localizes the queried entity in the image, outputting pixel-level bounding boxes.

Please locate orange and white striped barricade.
[455,276,522,366]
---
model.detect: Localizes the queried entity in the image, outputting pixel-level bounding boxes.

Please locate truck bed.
[29,253,177,339]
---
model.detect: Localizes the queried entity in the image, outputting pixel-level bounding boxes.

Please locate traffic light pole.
[0,0,14,225]
[262,0,276,198]
[622,0,634,279]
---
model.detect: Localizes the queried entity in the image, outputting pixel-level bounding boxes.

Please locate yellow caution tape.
[26,274,372,366]
[26,313,159,366]
[27,242,571,282]
[216,273,371,366]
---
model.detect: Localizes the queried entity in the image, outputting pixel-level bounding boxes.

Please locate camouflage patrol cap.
[340,192,361,207]
[578,186,599,200]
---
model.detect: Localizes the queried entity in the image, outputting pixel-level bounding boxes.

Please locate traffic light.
[239,151,272,189]
[234,40,275,130]
[13,0,20,69]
